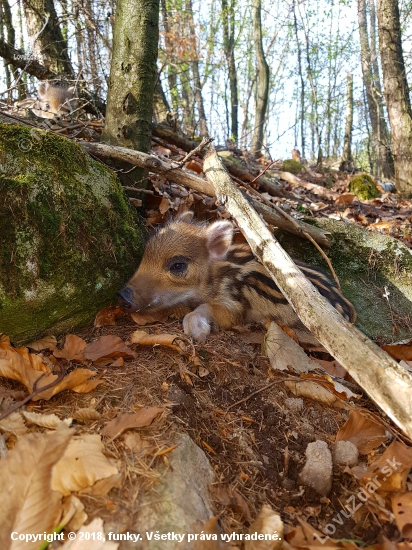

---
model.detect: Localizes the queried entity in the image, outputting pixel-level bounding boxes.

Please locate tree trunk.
[376,0,411,195]
[358,0,394,179]
[222,0,238,143]
[292,0,305,159]
[340,73,354,171]
[22,0,74,75]
[250,0,269,157]
[102,0,159,184]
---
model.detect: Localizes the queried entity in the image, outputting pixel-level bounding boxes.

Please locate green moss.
[0,122,145,344]
[349,174,379,200]
[281,159,303,174]
[275,218,412,343]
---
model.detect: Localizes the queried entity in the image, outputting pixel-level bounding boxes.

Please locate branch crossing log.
[203,145,412,439]
[80,140,331,247]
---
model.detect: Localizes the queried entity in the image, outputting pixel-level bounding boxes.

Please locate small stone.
[334,440,359,466]
[284,398,304,412]
[300,440,333,496]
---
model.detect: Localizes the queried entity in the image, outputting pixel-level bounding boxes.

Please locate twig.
[170,136,214,170]
[249,160,279,185]
[0,363,66,421]
[225,380,283,412]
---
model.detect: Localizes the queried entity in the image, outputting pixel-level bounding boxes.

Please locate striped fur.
[121,216,356,344]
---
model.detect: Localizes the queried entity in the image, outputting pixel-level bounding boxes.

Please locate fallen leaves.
[336,410,388,453]
[129,330,189,354]
[83,335,135,363]
[102,407,165,439]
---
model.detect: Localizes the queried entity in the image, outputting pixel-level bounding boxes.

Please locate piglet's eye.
[167,256,189,275]
[170,261,187,273]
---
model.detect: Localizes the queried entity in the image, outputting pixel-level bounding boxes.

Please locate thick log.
[80,140,332,247]
[203,145,412,439]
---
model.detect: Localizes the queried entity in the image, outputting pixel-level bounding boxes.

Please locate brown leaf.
[245,505,283,550]
[131,310,169,325]
[186,160,203,174]
[72,408,101,424]
[0,426,72,549]
[0,412,28,436]
[0,387,26,400]
[159,197,172,215]
[382,344,412,361]
[32,368,101,401]
[110,357,124,367]
[392,492,412,538]
[264,322,318,373]
[336,410,388,454]
[94,306,127,328]
[310,358,347,378]
[102,407,165,439]
[129,330,188,354]
[84,335,135,362]
[335,193,356,205]
[53,334,87,362]
[22,411,72,429]
[26,335,57,351]
[52,434,118,496]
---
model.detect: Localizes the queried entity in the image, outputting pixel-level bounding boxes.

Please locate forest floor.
[1,136,412,549]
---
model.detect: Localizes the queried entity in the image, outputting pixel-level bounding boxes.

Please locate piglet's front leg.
[183,302,242,342]
[183,304,213,342]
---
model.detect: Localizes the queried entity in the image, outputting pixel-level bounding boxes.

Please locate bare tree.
[250,0,269,156]
[358,0,394,179]
[222,0,238,142]
[340,73,354,171]
[376,0,412,195]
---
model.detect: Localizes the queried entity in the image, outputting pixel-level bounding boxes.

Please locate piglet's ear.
[206,221,233,260]
[177,211,195,224]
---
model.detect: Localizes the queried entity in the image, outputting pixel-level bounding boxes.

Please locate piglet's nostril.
[117,287,135,310]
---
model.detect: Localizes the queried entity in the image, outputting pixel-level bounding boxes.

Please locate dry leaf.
[131,310,170,325]
[102,407,165,439]
[129,330,188,354]
[159,197,172,215]
[26,335,57,351]
[73,408,101,424]
[245,505,283,550]
[263,322,318,373]
[22,411,72,430]
[335,193,356,205]
[0,426,72,550]
[186,160,203,174]
[392,492,412,538]
[284,380,348,408]
[193,517,230,550]
[32,368,101,401]
[60,518,118,550]
[54,334,87,362]
[61,495,88,531]
[336,410,388,453]
[214,485,252,522]
[52,434,118,496]
[382,344,412,361]
[0,412,28,436]
[94,306,127,328]
[0,387,26,400]
[310,358,347,378]
[84,335,135,362]
[110,357,124,367]
[81,473,122,496]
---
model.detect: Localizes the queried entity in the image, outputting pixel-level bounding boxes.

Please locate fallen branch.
[80,140,332,247]
[203,145,412,439]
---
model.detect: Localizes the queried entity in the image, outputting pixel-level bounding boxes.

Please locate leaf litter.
[1,154,412,547]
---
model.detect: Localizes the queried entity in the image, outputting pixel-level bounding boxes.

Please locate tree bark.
[250,0,269,157]
[222,0,238,142]
[358,0,394,179]
[203,145,412,439]
[340,73,354,171]
[102,0,160,184]
[292,0,305,159]
[376,0,412,195]
[22,0,74,75]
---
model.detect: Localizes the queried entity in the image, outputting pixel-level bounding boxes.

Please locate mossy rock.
[0,122,145,344]
[281,159,303,174]
[276,219,412,344]
[349,174,379,200]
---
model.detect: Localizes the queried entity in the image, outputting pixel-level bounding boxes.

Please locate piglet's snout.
[117,287,137,312]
